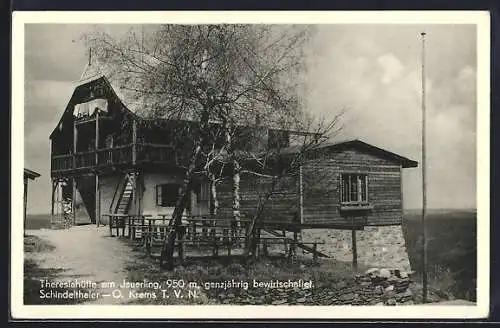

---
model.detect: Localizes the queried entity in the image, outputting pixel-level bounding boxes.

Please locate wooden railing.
[51,143,176,173]
[97,144,133,166]
[51,154,73,171]
[137,143,176,163]
[75,151,95,168]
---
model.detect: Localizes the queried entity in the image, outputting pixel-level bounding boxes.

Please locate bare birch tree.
[86,24,315,269]
[239,112,344,259]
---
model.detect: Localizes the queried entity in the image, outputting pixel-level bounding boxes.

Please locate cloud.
[305,25,476,209]
[377,53,405,84]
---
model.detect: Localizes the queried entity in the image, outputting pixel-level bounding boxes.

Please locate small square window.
[156,183,180,207]
[340,173,368,203]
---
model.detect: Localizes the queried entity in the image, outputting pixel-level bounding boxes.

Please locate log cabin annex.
[49,66,418,266]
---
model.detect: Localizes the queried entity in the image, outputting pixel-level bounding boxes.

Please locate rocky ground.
[205,267,446,305]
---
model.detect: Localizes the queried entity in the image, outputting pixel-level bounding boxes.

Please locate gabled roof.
[281,139,418,168]
[49,75,141,139]
[24,168,41,180]
[50,69,321,139]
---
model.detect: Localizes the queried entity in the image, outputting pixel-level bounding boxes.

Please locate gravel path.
[25,224,135,305]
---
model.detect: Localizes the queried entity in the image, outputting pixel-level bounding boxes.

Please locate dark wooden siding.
[214,148,403,227]
[217,172,299,224]
[301,148,403,227]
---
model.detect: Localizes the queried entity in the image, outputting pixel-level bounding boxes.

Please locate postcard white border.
[11,10,490,320]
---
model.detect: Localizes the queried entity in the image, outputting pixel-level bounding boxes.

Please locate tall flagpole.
[420,32,428,304]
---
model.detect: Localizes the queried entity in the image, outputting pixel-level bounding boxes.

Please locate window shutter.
[357,175,362,202]
[365,175,369,202]
[156,185,162,206]
[340,173,344,203]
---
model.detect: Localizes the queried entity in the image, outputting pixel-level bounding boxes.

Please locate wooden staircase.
[112,173,135,215]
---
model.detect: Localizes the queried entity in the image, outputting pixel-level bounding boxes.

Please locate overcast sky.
[23,23,477,214]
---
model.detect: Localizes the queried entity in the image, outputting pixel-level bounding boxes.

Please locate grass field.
[402,209,477,302]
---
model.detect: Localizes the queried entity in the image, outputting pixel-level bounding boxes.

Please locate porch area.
[102,213,328,263]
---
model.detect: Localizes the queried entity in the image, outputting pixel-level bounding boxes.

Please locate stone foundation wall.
[300,226,411,272]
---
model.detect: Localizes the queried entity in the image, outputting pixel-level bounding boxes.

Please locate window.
[340,174,368,203]
[156,183,180,207]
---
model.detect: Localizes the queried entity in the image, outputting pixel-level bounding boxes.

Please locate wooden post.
[131,175,137,227]
[352,229,358,271]
[146,220,152,255]
[178,239,184,262]
[95,174,100,226]
[127,216,132,238]
[223,228,228,244]
[116,217,120,237]
[313,243,318,263]
[23,179,28,235]
[137,173,142,216]
[131,217,136,240]
[110,135,114,164]
[288,242,296,263]
[291,240,297,262]
[262,239,268,257]
[283,230,287,256]
[72,177,76,226]
[122,216,126,236]
[299,164,304,224]
[132,119,137,165]
[73,119,77,169]
[251,228,259,259]
[50,179,55,226]
[109,215,113,237]
[95,111,100,227]
[95,111,99,165]
[141,215,145,242]
[202,221,208,240]
[400,165,404,225]
[292,232,298,262]
[192,221,197,241]
[133,172,139,226]
[212,240,219,257]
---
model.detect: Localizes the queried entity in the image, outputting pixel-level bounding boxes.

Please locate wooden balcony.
[136,143,176,163]
[51,143,176,175]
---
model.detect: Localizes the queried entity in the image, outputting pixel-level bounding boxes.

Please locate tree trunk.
[232,159,241,242]
[160,111,210,270]
[209,172,218,217]
[244,177,278,259]
[160,144,201,269]
[243,194,270,258]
